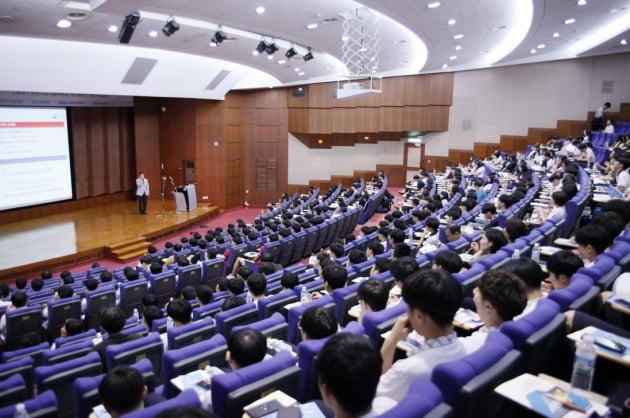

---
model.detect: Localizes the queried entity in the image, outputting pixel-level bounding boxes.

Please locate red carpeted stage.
[0,201,220,281]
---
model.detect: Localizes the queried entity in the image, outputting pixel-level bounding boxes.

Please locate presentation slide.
[0,107,73,211]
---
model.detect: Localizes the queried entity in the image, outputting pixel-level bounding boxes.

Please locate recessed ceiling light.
[537,44,546,49]
[298,71,305,76]
[294,67,300,72]
[256,6,265,14]
[341,35,349,41]
[108,25,118,33]
[278,59,286,64]
[267,55,274,60]
[252,50,259,56]
[577,0,587,5]
[455,44,462,50]
[564,18,576,24]
[448,19,456,25]
[621,39,628,45]
[553,32,560,38]
[149,30,158,37]
[56,19,71,28]
[530,48,537,54]
[610,8,618,13]
[306,23,318,29]
[442,64,448,69]
[427,2,441,9]
[453,34,464,40]
[449,55,457,60]
[359,46,368,52]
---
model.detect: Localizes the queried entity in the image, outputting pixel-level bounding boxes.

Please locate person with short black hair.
[480,203,498,229]
[469,228,507,263]
[300,305,338,340]
[503,218,527,244]
[142,305,163,331]
[15,277,27,290]
[84,278,99,292]
[387,256,419,307]
[246,273,267,306]
[221,295,246,312]
[0,291,30,343]
[575,224,610,267]
[196,285,213,306]
[329,243,345,260]
[100,271,113,283]
[501,258,544,319]
[370,257,391,276]
[215,276,229,292]
[166,298,192,326]
[348,249,367,266]
[433,249,463,274]
[357,279,389,323]
[543,250,584,291]
[226,328,267,370]
[535,191,569,222]
[316,333,381,418]
[416,217,441,251]
[99,366,147,417]
[375,269,466,412]
[91,307,141,368]
[312,264,347,299]
[366,241,385,258]
[227,277,245,296]
[0,283,11,308]
[181,286,197,301]
[235,265,253,282]
[444,223,461,243]
[281,272,299,290]
[60,317,84,339]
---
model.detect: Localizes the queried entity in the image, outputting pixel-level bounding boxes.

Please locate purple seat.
[148,270,176,308]
[118,279,148,318]
[452,263,486,297]
[105,333,163,379]
[161,334,227,398]
[257,289,298,320]
[332,283,360,326]
[211,350,300,418]
[232,312,288,340]
[296,321,365,402]
[123,389,200,418]
[42,339,94,365]
[214,302,259,338]
[46,296,82,341]
[175,264,202,296]
[84,288,116,330]
[5,306,43,350]
[277,236,295,267]
[0,374,26,408]
[361,302,407,346]
[0,356,34,398]
[431,332,520,418]
[375,377,451,418]
[500,298,564,374]
[547,274,598,312]
[0,389,57,418]
[1,341,50,367]
[166,316,216,350]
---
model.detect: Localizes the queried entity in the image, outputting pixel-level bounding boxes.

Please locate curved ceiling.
[0,0,628,100]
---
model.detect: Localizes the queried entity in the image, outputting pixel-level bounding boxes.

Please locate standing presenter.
[136,172,149,215]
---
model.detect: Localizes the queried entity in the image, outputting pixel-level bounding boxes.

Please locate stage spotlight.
[285,47,297,58]
[303,47,314,61]
[266,42,279,54]
[256,39,268,53]
[162,17,179,37]
[210,26,226,46]
[118,12,140,44]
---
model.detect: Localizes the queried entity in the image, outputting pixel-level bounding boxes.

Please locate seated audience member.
[51,317,85,349]
[444,223,462,244]
[30,277,45,293]
[15,277,27,290]
[592,211,626,242]
[432,249,463,274]
[462,270,527,352]
[300,306,338,341]
[469,228,507,263]
[535,191,569,222]
[387,256,419,307]
[167,298,192,327]
[311,264,347,300]
[196,285,213,306]
[357,279,389,323]
[226,328,267,370]
[0,283,11,308]
[391,243,412,260]
[280,272,299,291]
[374,269,465,411]
[542,250,584,292]
[155,406,216,418]
[227,278,245,296]
[259,262,276,278]
[416,217,441,251]
[215,277,229,293]
[329,243,345,261]
[574,224,611,267]
[98,366,158,417]
[503,218,527,244]
[0,290,29,340]
[221,295,246,312]
[91,307,141,368]
[149,262,163,275]
[366,242,385,259]
[235,265,253,283]
[181,286,197,302]
[480,203,498,229]
[316,333,382,418]
[142,305,164,331]
[347,250,368,267]
[246,273,267,307]
[388,229,405,249]
[501,258,545,318]
[370,257,391,277]
[100,271,114,285]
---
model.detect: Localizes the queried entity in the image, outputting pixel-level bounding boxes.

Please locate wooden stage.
[0,201,220,280]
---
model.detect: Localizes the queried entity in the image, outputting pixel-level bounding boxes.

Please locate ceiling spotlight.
[298,71,305,76]
[108,25,118,33]
[285,47,297,58]
[447,18,456,25]
[211,26,227,46]
[56,19,72,28]
[553,32,560,38]
[277,59,286,64]
[442,64,448,69]
[306,23,319,29]
[266,41,279,54]
[256,6,265,14]
[537,44,546,49]
[162,17,179,37]
[256,39,268,53]
[455,44,462,50]
[449,55,457,60]
[149,30,158,38]
[564,18,576,24]
[622,38,628,45]
[530,48,537,54]
[303,48,314,61]
[577,0,587,5]
[118,12,140,44]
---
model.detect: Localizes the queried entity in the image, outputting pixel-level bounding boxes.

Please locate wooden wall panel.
[428,73,454,105]
[308,83,333,109]
[308,108,332,133]
[380,77,407,106]
[330,175,354,188]
[253,108,279,126]
[376,164,405,186]
[355,90,381,107]
[422,155,449,172]
[287,184,310,195]
[556,120,586,138]
[309,180,332,191]
[72,108,89,199]
[379,107,404,132]
[448,149,474,166]
[332,108,356,133]
[355,107,380,132]
[527,128,557,145]
[332,133,355,147]
[473,142,497,159]
[403,106,428,131]
[499,135,528,153]
[254,90,280,109]
[288,108,309,133]
[354,170,376,182]
[426,106,449,131]
[404,76,429,106]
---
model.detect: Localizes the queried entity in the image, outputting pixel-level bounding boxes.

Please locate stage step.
[105,237,151,263]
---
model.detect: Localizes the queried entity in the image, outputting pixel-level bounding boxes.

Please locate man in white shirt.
[614,157,630,193]
[374,269,467,413]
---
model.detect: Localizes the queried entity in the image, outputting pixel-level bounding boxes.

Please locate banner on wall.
[0,91,134,107]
